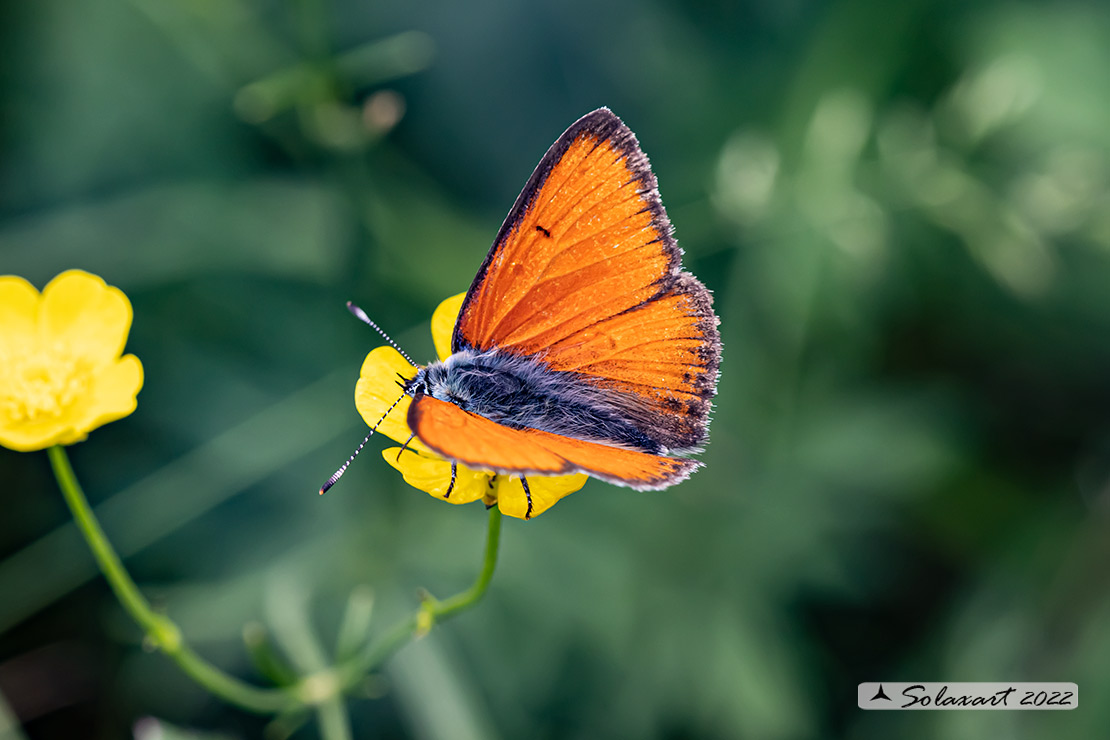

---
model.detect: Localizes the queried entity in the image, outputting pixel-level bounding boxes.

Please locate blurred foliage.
[3,0,1110,737]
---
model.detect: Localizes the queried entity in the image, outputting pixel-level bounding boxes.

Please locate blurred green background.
[3,0,1110,737]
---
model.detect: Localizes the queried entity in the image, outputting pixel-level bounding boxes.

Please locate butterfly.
[324,108,721,518]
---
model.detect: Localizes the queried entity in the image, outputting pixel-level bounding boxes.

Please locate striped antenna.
[319,390,408,495]
[347,302,416,367]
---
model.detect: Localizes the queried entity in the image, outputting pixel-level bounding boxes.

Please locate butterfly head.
[403,354,474,411]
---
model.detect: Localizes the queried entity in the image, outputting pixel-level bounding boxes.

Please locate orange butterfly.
[324,108,720,518]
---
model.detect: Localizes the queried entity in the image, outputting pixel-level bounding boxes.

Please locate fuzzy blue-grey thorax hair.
[407,349,667,454]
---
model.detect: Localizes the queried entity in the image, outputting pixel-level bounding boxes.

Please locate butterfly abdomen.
[416,349,665,454]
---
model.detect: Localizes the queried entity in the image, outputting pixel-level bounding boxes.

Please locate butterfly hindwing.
[451,108,720,452]
[408,394,699,490]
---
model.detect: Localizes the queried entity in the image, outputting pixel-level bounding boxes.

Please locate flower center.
[1,344,94,424]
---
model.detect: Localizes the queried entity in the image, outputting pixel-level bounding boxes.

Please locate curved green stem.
[50,444,502,713]
[337,506,502,687]
[427,504,502,620]
[48,445,295,714]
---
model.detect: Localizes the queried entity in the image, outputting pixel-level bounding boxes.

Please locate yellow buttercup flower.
[0,270,143,452]
[355,293,587,519]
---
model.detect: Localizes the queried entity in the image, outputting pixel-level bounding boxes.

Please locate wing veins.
[536,170,641,244]
[476,144,632,342]
[492,264,664,349]
[496,266,702,352]
[482,183,648,343]
[470,136,600,339]
[484,179,662,344]
[553,337,709,369]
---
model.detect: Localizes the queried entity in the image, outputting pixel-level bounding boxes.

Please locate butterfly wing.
[408,394,699,490]
[451,108,720,452]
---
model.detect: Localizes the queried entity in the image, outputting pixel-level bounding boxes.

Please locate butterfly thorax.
[407,348,664,454]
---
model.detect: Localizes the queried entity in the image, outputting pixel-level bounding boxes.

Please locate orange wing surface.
[408,395,699,490]
[452,108,719,451]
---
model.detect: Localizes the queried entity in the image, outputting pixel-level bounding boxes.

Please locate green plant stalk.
[315,696,353,740]
[336,506,502,687]
[49,444,504,712]
[429,504,502,620]
[48,445,295,714]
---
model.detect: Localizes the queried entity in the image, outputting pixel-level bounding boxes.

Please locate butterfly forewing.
[451,108,720,452]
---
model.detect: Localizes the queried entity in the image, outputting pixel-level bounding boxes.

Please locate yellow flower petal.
[383,447,490,504]
[82,354,144,433]
[0,412,78,451]
[0,276,39,354]
[40,270,133,365]
[0,271,142,452]
[354,346,430,450]
[430,292,466,362]
[493,473,589,519]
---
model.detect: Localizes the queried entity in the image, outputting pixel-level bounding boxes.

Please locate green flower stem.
[49,444,504,713]
[48,445,295,714]
[428,504,503,620]
[315,696,353,740]
[337,506,502,687]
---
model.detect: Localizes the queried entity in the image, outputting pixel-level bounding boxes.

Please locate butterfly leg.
[520,476,534,519]
[444,462,457,500]
[484,474,497,509]
[395,432,417,461]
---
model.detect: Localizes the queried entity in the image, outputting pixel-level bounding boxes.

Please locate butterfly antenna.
[347,302,416,366]
[319,390,408,495]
